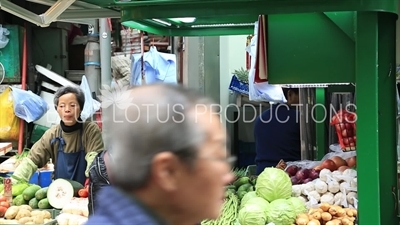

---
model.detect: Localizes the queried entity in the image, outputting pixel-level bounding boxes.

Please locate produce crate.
[229,75,249,95]
[245,165,256,176]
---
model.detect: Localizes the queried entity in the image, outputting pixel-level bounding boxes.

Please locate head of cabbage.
[240,191,258,209]
[287,197,307,215]
[238,203,267,225]
[266,199,296,225]
[255,167,292,202]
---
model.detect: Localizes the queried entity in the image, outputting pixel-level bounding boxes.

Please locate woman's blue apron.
[50,128,87,185]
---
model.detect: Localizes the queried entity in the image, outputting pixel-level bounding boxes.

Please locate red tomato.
[78,189,88,198]
[0,197,7,203]
[0,201,10,208]
[0,206,7,217]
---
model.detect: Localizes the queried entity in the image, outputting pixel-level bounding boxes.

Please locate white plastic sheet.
[80,76,101,121]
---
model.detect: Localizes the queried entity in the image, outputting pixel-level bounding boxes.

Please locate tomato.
[0,197,7,203]
[0,206,7,217]
[78,188,88,198]
[0,201,10,208]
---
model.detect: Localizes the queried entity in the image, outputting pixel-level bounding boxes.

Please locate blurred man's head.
[283,88,300,106]
[104,84,234,225]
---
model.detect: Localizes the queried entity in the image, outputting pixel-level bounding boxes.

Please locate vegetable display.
[295,203,357,225]
[0,204,53,224]
[292,168,358,209]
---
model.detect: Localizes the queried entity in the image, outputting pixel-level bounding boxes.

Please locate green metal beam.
[315,88,327,160]
[355,11,398,224]
[121,21,253,36]
[116,0,397,17]
[323,12,355,42]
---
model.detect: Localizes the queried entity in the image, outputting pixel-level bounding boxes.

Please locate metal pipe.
[41,0,76,25]
[58,9,120,20]
[84,20,101,96]
[0,1,43,26]
[100,18,112,87]
[26,0,82,9]
[18,24,28,155]
[99,18,112,147]
[25,0,103,9]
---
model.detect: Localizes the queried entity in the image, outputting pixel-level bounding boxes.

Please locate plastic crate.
[229,75,249,95]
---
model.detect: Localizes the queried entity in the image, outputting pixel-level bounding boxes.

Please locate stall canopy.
[0,0,119,26]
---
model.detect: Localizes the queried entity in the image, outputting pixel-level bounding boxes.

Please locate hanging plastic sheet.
[247,20,286,103]
[0,87,19,141]
[0,25,10,49]
[80,76,101,121]
[10,87,49,123]
[130,46,177,86]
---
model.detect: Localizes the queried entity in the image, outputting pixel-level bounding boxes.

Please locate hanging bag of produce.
[330,109,357,151]
[0,87,20,141]
[10,87,49,123]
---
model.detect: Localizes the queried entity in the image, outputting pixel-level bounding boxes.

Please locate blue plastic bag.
[10,87,49,123]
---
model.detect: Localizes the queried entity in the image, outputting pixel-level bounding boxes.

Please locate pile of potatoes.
[0,204,52,224]
[295,203,357,225]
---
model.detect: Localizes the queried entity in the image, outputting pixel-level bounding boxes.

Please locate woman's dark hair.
[282,88,299,99]
[53,86,85,110]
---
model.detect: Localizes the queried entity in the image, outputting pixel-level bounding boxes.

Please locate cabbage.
[266,199,296,225]
[287,197,307,215]
[255,167,292,202]
[245,197,270,215]
[238,203,267,225]
[240,191,258,209]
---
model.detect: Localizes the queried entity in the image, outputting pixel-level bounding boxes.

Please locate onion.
[296,168,310,181]
[285,165,299,177]
[346,156,357,168]
[330,156,347,167]
[309,169,320,180]
[320,159,338,172]
[338,165,349,172]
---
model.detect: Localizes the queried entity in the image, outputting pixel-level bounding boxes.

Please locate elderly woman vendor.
[12,86,104,185]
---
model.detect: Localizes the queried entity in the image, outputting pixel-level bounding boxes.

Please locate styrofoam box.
[34,91,60,128]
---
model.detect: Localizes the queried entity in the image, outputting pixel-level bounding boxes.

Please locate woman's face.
[56,93,81,126]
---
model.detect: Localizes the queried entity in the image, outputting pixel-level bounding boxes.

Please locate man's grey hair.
[53,86,85,110]
[104,84,218,190]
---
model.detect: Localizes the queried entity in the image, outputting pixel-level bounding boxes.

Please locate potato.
[42,210,52,219]
[5,206,20,220]
[15,209,31,220]
[33,214,44,224]
[18,217,32,224]
[30,210,44,217]
[25,222,35,224]
[19,205,32,212]
[4,220,18,224]
[44,218,50,223]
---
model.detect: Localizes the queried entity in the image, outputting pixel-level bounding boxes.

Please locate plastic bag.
[330,109,357,151]
[285,150,357,170]
[80,76,101,121]
[10,87,49,123]
[246,22,286,103]
[61,197,89,217]
[0,87,20,140]
[0,25,10,49]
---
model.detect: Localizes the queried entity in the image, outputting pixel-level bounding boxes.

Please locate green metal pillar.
[315,88,327,160]
[355,12,398,224]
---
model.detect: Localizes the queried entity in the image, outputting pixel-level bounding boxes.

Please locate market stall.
[83,0,397,224]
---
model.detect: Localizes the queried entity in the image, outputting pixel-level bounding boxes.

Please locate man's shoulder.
[85,215,113,225]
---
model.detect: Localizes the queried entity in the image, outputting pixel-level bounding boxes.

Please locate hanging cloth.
[254,15,268,83]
